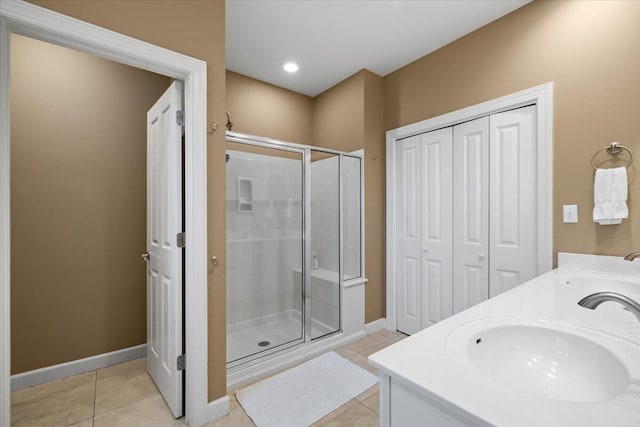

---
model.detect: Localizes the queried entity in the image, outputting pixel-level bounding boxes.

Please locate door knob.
[141,251,150,262]
[479,253,486,260]
[423,247,429,252]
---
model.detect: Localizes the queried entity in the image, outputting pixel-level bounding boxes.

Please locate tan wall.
[10,34,170,374]
[384,0,640,261]
[362,71,386,322]
[28,0,228,401]
[313,71,365,152]
[226,71,313,145]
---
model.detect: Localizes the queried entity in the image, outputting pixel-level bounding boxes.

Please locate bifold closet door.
[489,106,537,296]
[453,116,489,314]
[396,135,422,334]
[396,129,453,335]
[420,128,453,327]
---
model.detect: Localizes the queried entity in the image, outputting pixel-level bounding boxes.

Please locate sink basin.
[446,318,636,403]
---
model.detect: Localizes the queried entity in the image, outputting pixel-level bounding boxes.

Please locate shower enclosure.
[226,132,364,368]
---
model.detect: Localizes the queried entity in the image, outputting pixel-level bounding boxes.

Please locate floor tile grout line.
[12,372,98,426]
[91,365,162,419]
[92,369,97,426]
[315,398,358,426]
[10,373,97,407]
[94,358,147,383]
[91,378,164,420]
[317,401,376,426]
[93,394,160,419]
[358,401,379,418]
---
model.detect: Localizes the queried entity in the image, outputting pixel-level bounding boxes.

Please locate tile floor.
[11,329,406,427]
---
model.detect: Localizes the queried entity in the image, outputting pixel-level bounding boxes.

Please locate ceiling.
[226,0,531,97]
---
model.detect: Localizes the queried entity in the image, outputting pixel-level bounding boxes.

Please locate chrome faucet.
[578,292,640,323]
[624,252,640,261]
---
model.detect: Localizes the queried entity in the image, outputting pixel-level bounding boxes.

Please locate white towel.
[593,167,628,225]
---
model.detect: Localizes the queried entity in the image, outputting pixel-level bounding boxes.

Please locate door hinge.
[177,232,185,248]
[177,354,186,371]
[176,110,185,127]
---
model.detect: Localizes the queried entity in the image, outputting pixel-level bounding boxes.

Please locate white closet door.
[489,106,537,296]
[420,128,453,326]
[396,135,422,335]
[453,116,489,314]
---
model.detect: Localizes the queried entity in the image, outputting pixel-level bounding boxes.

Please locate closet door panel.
[489,106,537,297]
[396,135,422,335]
[421,128,453,326]
[453,117,489,314]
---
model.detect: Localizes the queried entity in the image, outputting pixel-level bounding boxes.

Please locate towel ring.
[591,142,634,171]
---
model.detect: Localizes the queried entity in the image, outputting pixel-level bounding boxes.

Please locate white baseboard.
[365,318,387,334]
[11,343,147,391]
[206,394,230,423]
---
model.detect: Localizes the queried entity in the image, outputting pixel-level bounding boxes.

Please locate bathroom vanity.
[369,253,640,426]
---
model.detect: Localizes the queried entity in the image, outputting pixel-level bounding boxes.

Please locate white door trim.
[385,83,553,332]
[0,1,208,426]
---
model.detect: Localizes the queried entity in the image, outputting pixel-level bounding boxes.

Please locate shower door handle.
[141,251,150,262]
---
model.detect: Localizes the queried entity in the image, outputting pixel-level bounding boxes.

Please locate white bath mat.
[236,351,378,427]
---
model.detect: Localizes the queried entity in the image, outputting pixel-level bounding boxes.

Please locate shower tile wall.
[226,151,303,327]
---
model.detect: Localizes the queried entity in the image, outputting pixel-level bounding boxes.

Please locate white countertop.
[369,253,640,426]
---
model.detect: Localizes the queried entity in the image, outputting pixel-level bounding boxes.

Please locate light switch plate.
[563,204,578,223]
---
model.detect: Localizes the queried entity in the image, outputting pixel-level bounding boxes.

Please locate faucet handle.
[578,291,640,323]
[623,251,640,261]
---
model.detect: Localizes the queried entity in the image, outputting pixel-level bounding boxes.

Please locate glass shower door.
[226,141,304,364]
[308,150,341,339]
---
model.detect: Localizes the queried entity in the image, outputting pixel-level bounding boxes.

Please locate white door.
[396,135,422,335]
[452,116,489,314]
[420,128,453,327]
[489,106,537,296]
[146,80,184,418]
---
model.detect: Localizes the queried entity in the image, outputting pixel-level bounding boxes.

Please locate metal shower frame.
[225,131,366,369]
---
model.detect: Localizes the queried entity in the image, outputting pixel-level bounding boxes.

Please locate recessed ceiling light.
[283,62,299,73]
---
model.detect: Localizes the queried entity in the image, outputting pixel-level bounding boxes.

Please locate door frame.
[385,83,554,332]
[0,2,208,426]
